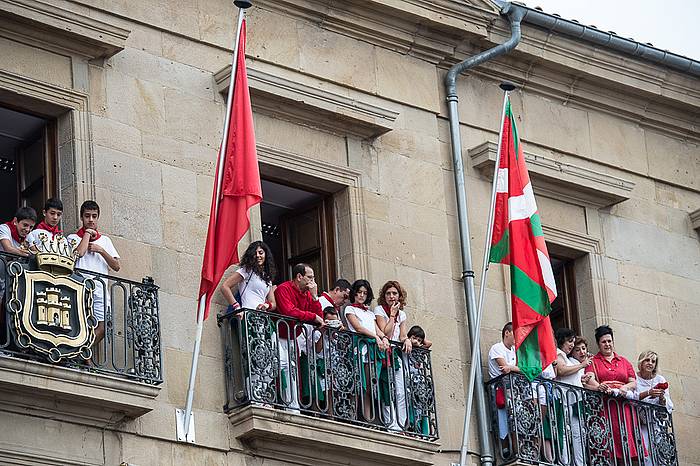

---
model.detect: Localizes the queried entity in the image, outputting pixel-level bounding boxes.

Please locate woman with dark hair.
[345,279,389,421]
[220,241,277,312]
[585,325,639,461]
[554,328,590,466]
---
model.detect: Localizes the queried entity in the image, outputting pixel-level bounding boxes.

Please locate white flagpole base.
[175,408,196,443]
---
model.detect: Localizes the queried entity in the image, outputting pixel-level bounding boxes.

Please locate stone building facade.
[0,0,698,465]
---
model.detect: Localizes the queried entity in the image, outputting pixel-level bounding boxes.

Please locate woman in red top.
[585,325,640,461]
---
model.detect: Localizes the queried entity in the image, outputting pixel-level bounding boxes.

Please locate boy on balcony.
[26,198,64,249]
[68,200,120,346]
[0,207,37,333]
[488,322,520,454]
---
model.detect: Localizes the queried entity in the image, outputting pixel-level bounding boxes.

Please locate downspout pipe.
[444,5,525,466]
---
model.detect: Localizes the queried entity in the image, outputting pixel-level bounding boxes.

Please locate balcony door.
[0,105,56,221]
[260,179,336,290]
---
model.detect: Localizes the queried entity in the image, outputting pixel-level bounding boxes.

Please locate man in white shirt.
[488,322,520,444]
[68,200,120,346]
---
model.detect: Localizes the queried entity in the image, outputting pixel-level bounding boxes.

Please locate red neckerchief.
[76,227,101,242]
[36,221,61,235]
[349,303,368,311]
[3,221,21,243]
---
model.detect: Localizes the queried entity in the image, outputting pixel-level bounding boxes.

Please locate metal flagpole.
[458,82,515,466]
[176,0,251,443]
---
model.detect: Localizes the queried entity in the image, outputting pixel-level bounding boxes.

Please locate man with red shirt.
[273,263,326,411]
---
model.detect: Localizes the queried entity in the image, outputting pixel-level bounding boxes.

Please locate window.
[549,256,580,335]
[0,105,57,220]
[260,179,336,289]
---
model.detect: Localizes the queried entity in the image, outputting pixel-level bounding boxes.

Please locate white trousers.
[278,338,300,410]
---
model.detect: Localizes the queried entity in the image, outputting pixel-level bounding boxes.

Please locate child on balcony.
[0,206,36,341]
[406,325,432,436]
[69,200,120,347]
[26,198,63,250]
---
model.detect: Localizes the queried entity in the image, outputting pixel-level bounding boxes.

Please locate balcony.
[219,308,440,466]
[486,373,679,466]
[0,251,162,426]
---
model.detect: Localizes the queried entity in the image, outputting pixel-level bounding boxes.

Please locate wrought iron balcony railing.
[219,308,439,440]
[486,372,678,466]
[0,251,162,385]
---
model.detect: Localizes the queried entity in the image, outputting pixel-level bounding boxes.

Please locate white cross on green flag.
[489,98,558,381]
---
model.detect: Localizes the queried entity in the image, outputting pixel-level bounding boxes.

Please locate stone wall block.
[617,262,700,306]
[646,131,700,191]
[162,164,197,211]
[0,36,72,88]
[245,6,301,68]
[588,112,648,174]
[111,192,164,246]
[120,431,175,466]
[91,115,142,156]
[602,214,700,281]
[607,283,659,330]
[88,64,107,116]
[143,134,217,175]
[162,206,209,255]
[375,47,439,111]
[657,296,700,342]
[105,70,166,134]
[164,88,223,146]
[521,93,592,158]
[151,246,179,294]
[159,292,196,351]
[162,32,229,72]
[109,236,153,282]
[94,147,162,199]
[536,195,587,234]
[297,22,377,93]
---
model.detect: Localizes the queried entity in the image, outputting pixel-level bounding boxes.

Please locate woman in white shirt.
[635,350,673,466]
[220,241,277,312]
[374,280,410,431]
[345,279,389,421]
[554,328,591,466]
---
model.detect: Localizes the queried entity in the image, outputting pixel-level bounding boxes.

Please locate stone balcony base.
[228,405,440,466]
[0,354,160,427]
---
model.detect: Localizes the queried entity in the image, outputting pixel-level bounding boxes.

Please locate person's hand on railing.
[402,336,413,354]
[313,314,325,328]
[255,301,272,311]
[375,335,389,351]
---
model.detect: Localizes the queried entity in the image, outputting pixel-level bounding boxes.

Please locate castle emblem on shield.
[7,233,96,362]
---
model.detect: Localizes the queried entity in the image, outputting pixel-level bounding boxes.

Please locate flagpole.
[458,82,515,466]
[177,1,251,443]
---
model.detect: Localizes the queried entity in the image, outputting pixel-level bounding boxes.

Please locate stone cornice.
[229,405,439,466]
[469,141,635,208]
[0,355,159,427]
[253,0,494,64]
[215,59,400,139]
[0,0,129,59]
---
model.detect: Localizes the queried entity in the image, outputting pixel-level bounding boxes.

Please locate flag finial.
[234,0,252,8]
[500,81,516,91]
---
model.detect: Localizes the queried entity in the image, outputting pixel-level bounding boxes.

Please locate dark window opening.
[549,256,580,335]
[0,105,57,221]
[260,179,336,290]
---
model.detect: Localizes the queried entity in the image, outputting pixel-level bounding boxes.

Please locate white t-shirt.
[235,267,271,309]
[488,341,516,379]
[373,305,407,341]
[555,348,584,387]
[345,304,377,335]
[0,223,21,251]
[635,374,674,412]
[68,234,120,276]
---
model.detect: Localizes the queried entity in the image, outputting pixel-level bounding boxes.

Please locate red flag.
[198,20,261,320]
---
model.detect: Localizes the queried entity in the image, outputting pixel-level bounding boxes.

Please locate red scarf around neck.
[36,221,62,235]
[3,221,22,244]
[76,227,101,242]
[350,302,368,311]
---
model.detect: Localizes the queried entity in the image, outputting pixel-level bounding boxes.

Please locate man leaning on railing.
[273,263,324,410]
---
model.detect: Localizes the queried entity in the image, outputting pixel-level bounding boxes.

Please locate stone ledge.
[0,354,160,427]
[228,405,440,466]
[215,60,400,139]
[0,0,130,59]
[469,141,635,208]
